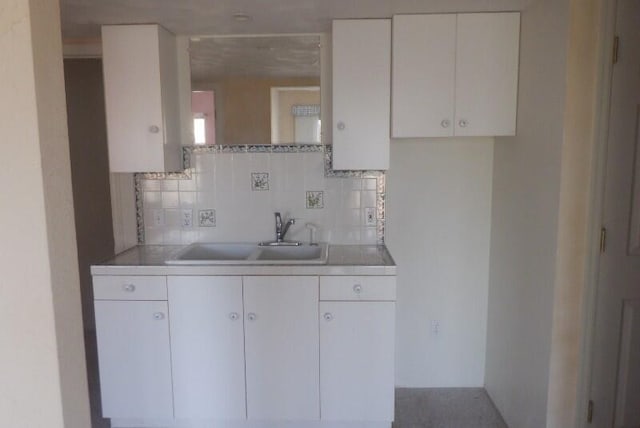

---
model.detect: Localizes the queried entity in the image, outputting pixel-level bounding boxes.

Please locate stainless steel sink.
[256,245,325,261]
[166,242,328,265]
[171,243,257,261]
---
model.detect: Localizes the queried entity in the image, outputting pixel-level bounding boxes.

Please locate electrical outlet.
[181,209,193,228]
[152,209,164,227]
[431,320,441,336]
[365,207,376,226]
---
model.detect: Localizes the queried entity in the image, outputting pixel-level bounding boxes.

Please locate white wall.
[387,138,494,387]
[484,0,570,426]
[0,0,90,426]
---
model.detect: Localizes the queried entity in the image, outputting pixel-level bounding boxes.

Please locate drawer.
[320,276,396,301]
[93,275,167,300]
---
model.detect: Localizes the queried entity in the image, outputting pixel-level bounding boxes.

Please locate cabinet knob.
[441,119,450,128]
[149,125,160,134]
[247,312,257,321]
[458,119,468,128]
[323,312,333,322]
[229,312,239,321]
[153,312,165,320]
[353,284,363,294]
[122,284,136,292]
[337,121,346,131]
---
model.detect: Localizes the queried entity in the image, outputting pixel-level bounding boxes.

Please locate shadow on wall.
[63,57,115,428]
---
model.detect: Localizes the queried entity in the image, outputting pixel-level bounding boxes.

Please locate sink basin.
[166,243,328,265]
[256,245,325,261]
[172,243,256,261]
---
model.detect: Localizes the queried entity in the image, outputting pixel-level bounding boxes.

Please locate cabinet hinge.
[587,399,594,423]
[600,227,607,253]
[613,36,619,65]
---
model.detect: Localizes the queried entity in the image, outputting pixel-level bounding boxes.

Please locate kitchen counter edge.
[90,244,397,276]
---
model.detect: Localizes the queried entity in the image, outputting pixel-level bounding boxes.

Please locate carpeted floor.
[393,388,508,428]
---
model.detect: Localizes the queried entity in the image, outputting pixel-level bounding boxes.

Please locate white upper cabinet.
[392,14,457,138]
[392,13,520,138]
[102,24,182,172]
[455,13,520,136]
[332,19,391,170]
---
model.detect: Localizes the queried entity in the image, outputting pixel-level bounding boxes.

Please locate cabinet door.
[168,276,246,419]
[455,13,520,136]
[392,14,456,138]
[244,276,319,420]
[94,300,173,419]
[102,24,181,172]
[332,19,391,170]
[320,302,395,421]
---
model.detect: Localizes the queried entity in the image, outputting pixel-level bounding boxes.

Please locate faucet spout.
[281,218,295,240]
[274,212,295,242]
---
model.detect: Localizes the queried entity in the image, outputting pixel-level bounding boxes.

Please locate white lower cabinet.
[244,276,320,420]
[320,301,396,421]
[167,275,319,421]
[93,273,395,426]
[94,300,173,419]
[168,276,246,419]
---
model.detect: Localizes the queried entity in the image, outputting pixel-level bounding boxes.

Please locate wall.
[194,76,320,145]
[0,0,90,426]
[63,58,115,331]
[63,58,116,427]
[141,149,380,245]
[386,139,494,387]
[485,0,570,426]
[547,0,603,426]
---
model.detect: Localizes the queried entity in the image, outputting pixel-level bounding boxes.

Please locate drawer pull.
[353,284,363,294]
[153,312,165,320]
[122,284,136,292]
[323,312,333,322]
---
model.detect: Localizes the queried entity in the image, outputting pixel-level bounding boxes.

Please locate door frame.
[576,0,622,426]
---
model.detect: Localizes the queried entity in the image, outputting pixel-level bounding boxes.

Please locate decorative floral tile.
[198,209,216,227]
[251,173,269,191]
[306,191,324,209]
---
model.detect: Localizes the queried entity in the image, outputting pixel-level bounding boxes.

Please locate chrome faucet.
[275,212,295,242]
[258,212,301,246]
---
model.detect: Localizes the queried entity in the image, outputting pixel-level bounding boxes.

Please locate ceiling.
[190,36,320,80]
[60,0,529,39]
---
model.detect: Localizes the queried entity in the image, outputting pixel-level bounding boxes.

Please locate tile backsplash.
[137,145,384,245]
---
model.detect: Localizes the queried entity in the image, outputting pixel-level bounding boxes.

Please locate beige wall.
[0,0,90,427]
[546,0,603,426]
[485,0,570,426]
[194,76,319,145]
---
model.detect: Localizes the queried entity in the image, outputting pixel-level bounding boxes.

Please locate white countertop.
[91,245,397,276]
